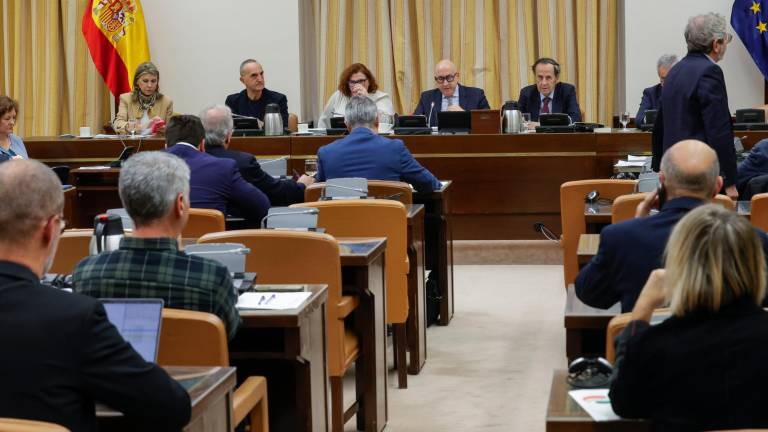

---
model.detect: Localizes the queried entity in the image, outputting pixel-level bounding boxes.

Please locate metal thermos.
[89,213,125,254]
[501,101,523,134]
[264,103,284,136]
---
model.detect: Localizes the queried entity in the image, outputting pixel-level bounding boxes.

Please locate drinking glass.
[304,159,318,177]
[126,117,137,138]
[378,112,394,133]
[522,113,532,132]
[620,111,630,131]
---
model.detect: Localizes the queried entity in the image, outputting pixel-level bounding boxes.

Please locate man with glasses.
[516,57,582,123]
[225,59,289,127]
[413,59,490,126]
[651,12,738,199]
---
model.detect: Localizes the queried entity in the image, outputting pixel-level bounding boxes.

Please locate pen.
[258,295,266,306]
[265,294,276,305]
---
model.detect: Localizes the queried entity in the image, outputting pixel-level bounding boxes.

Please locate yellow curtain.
[0,0,111,137]
[308,0,617,125]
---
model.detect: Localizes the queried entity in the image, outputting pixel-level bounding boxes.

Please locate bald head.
[660,140,721,199]
[434,59,460,97]
[0,160,63,246]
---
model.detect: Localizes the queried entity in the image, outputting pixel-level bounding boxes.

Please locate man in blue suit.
[413,59,490,127]
[318,96,441,193]
[517,57,582,122]
[652,12,737,199]
[164,115,270,224]
[635,54,677,128]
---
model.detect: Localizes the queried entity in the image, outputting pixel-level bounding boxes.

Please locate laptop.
[327,117,348,135]
[437,111,471,134]
[100,298,164,362]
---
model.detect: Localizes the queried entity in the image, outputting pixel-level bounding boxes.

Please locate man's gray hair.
[684,13,728,54]
[0,160,63,244]
[200,105,233,148]
[657,54,678,70]
[344,96,378,129]
[119,151,190,227]
[660,146,720,195]
[239,59,260,75]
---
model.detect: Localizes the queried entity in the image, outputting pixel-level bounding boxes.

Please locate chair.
[197,230,358,432]
[611,192,648,224]
[751,193,768,232]
[157,308,269,432]
[288,113,299,133]
[292,199,411,389]
[0,419,68,432]
[713,194,735,211]
[182,208,225,239]
[560,180,637,286]
[605,308,670,363]
[305,180,414,205]
[49,229,92,274]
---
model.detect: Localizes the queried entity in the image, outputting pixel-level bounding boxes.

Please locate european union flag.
[732,0,768,79]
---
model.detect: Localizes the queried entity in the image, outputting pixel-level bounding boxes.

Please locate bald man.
[576,140,768,312]
[225,59,289,127]
[413,59,490,126]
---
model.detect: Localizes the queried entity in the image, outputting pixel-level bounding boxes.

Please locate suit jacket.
[652,52,736,186]
[224,88,289,127]
[737,138,768,194]
[166,143,270,222]
[516,82,582,122]
[114,92,174,135]
[206,145,305,206]
[610,299,768,431]
[0,261,190,432]
[413,84,491,126]
[635,83,661,127]
[316,128,441,193]
[575,197,768,312]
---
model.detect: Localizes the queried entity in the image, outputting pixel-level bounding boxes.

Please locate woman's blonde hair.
[666,204,766,316]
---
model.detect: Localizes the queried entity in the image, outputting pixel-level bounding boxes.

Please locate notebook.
[100,298,164,362]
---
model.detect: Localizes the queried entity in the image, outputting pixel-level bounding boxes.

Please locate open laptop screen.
[100,298,164,363]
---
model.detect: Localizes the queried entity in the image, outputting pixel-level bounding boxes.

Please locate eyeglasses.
[434,74,457,83]
[348,78,368,86]
[56,214,67,234]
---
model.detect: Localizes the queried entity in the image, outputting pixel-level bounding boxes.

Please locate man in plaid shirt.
[73,151,240,339]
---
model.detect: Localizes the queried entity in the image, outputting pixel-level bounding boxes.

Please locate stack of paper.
[237,292,312,310]
[568,389,621,421]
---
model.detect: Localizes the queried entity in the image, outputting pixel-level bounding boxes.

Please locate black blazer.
[610,299,768,431]
[412,84,490,126]
[206,145,305,206]
[635,83,662,127]
[0,261,190,431]
[516,82,582,122]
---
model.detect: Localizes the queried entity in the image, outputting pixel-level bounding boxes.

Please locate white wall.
[141,0,301,118]
[624,0,764,115]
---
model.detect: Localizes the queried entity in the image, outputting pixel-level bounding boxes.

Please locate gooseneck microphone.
[320,183,368,200]
[427,101,435,128]
[260,208,319,229]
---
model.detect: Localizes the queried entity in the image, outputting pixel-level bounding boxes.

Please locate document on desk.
[237,292,312,310]
[568,389,621,421]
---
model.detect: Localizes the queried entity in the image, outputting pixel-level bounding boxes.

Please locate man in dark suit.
[652,12,737,199]
[165,115,270,224]
[225,59,288,127]
[318,96,441,193]
[577,140,768,312]
[413,59,490,127]
[201,105,313,206]
[0,159,190,432]
[635,54,677,127]
[517,57,582,122]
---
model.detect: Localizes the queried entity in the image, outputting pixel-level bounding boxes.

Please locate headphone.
[532,57,561,77]
[567,357,613,388]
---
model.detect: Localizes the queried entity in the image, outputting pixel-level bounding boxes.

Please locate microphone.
[260,208,319,229]
[231,113,259,119]
[427,101,435,128]
[320,183,368,200]
[186,247,252,255]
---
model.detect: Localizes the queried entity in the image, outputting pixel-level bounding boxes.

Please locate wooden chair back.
[293,199,409,324]
[752,193,768,232]
[304,180,413,205]
[49,229,92,274]
[182,208,225,239]
[560,180,636,286]
[605,308,671,363]
[611,192,648,224]
[0,419,69,432]
[713,194,735,211]
[157,308,229,366]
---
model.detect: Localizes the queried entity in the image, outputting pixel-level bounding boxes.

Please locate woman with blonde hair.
[609,204,768,430]
[114,62,173,135]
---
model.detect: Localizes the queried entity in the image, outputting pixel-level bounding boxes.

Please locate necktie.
[541,97,551,114]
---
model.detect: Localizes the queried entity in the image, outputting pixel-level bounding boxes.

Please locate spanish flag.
[82,0,151,97]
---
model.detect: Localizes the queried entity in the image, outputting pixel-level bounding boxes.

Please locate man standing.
[413,59,490,126]
[201,104,313,206]
[517,57,582,122]
[635,54,677,127]
[73,151,241,339]
[318,96,441,193]
[0,160,190,431]
[225,59,289,127]
[652,12,737,199]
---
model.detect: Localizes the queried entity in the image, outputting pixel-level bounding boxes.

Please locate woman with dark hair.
[0,96,27,162]
[317,63,394,128]
[114,62,174,135]
[610,204,768,430]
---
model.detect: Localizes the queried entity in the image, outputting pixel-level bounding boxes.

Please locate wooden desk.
[405,204,427,374]
[577,234,600,267]
[98,366,237,432]
[586,200,752,226]
[63,186,77,228]
[233,284,328,432]
[546,370,650,431]
[564,285,619,362]
[338,238,388,432]
[71,168,121,228]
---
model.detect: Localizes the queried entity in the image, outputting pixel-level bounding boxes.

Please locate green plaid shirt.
[72,237,240,339]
